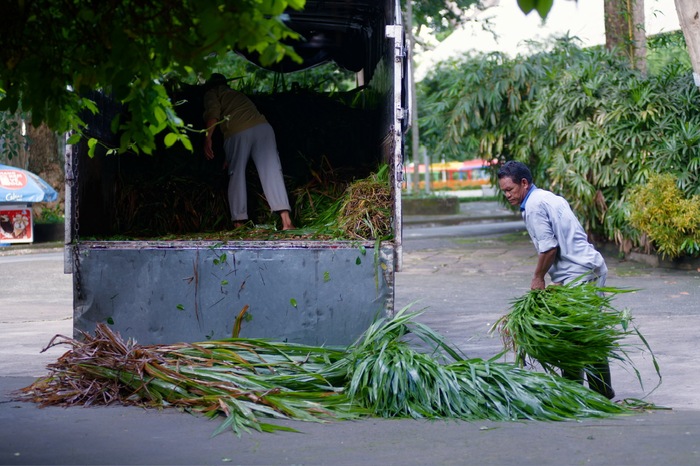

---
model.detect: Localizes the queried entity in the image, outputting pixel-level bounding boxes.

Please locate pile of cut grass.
[336,164,392,240]
[290,156,355,236]
[290,163,392,240]
[344,307,628,421]
[103,163,392,242]
[18,324,358,435]
[18,307,631,436]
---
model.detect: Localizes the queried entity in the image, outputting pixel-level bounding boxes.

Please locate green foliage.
[292,164,391,241]
[411,0,479,36]
[36,205,65,224]
[513,46,700,245]
[516,0,554,19]
[496,283,632,374]
[0,0,565,161]
[0,110,27,162]
[628,173,700,259]
[207,51,357,95]
[20,307,634,436]
[419,48,545,161]
[0,0,305,157]
[410,0,555,38]
[495,281,661,394]
[344,306,629,420]
[647,30,692,75]
[418,36,700,257]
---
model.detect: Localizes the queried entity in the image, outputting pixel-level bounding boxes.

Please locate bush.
[628,173,700,259]
[417,37,700,256]
[36,205,65,224]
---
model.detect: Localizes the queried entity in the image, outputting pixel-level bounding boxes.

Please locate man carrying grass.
[497,161,615,399]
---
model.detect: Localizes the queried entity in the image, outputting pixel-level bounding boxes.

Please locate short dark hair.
[497,161,532,184]
[205,73,228,90]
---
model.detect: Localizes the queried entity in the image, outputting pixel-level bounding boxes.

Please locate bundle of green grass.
[17,307,632,436]
[493,281,660,389]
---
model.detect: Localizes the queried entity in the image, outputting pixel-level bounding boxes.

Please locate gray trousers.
[223,123,291,221]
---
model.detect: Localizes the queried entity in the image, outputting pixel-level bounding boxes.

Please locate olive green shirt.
[203,85,267,139]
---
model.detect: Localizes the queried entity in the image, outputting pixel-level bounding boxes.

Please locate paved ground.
[1,203,699,465]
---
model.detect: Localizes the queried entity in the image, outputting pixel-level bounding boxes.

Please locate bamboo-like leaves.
[19,305,635,436]
[493,281,661,394]
[345,307,629,422]
[418,37,700,255]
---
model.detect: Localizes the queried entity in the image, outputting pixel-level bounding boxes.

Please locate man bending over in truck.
[203,73,295,230]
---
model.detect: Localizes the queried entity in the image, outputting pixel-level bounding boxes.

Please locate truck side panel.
[73,242,394,345]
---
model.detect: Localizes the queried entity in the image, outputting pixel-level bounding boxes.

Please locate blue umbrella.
[0,164,58,203]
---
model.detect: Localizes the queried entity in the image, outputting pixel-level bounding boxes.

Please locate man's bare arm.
[203,118,218,160]
[531,247,558,290]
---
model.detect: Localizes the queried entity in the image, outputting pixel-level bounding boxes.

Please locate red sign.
[0,169,28,190]
[0,207,33,244]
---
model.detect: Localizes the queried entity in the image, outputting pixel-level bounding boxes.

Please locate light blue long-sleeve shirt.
[521,187,607,285]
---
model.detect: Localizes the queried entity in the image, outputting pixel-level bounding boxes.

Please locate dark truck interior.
[245,0,387,78]
[75,0,398,239]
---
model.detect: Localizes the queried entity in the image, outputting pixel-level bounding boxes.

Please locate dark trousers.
[562,362,615,399]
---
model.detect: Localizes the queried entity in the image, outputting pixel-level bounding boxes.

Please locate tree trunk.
[604,0,647,74]
[674,0,700,87]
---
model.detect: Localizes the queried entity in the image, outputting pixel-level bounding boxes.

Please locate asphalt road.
[1,218,699,465]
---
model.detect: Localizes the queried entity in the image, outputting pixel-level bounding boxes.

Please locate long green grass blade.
[17,302,648,436]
